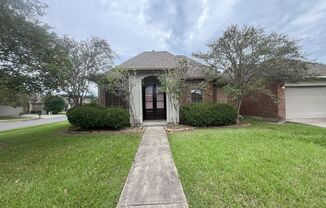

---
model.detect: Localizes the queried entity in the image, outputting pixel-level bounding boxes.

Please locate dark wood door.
[143,84,166,120]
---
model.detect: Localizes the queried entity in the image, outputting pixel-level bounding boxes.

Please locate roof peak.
[142,50,173,54]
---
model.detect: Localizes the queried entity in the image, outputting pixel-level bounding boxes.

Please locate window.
[145,86,153,109]
[191,89,202,103]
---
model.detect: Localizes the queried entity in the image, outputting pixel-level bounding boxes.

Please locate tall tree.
[158,59,189,125]
[194,25,309,120]
[0,0,64,104]
[52,36,115,106]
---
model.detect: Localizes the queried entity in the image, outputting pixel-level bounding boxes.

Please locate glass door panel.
[145,86,153,109]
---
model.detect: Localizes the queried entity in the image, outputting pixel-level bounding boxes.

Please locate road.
[0,116,67,132]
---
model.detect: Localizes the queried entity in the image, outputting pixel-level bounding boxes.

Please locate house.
[98,51,326,125]
[98,51,223,125]
[241,63,326,120]
[0,105,24,117]
[28,94,45,114]
[0,94,44,117]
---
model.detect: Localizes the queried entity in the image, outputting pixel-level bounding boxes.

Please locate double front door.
[143,84,166,120]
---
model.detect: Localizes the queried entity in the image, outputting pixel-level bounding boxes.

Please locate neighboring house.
[28,94,45,113]
[0,105,24,117]
[98,51,326,125]
[0,94,43,117]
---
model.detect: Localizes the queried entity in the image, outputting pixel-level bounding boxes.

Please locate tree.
[43,95,65,114]
[158,59,189,125]
[51,36,115,106]
[0,82,28,107]
[101,67,138,126]
[194,25,309,121]
[0,0,65,102]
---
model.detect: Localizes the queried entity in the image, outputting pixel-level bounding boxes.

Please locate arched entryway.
[142,76,166,120]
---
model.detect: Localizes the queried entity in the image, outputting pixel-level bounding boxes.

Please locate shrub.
[104,107,130,129]
[43,95,65,114]
[180,103,237,127]
[67,105,129,130]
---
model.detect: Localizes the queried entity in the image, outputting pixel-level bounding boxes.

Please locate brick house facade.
[240,81,286,120]
[182,82,215,105]
[99,51,326,124]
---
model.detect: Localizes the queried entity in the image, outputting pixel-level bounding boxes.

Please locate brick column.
[277,81,286,120]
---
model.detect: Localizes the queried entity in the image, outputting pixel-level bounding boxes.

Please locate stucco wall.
[129,71,178,124]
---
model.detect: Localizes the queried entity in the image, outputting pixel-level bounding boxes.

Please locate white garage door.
[285,86,326,119]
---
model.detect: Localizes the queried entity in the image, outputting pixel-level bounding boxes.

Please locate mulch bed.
[165,123,251,132]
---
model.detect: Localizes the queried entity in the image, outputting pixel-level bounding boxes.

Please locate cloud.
[42,0,326,63]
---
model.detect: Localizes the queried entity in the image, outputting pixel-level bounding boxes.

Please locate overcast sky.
[42,0,326,65]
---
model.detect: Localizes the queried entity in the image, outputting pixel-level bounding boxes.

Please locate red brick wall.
[203,83,214,102]
[276,82,286,120]
[182,82,215,105]
[240,81,285,120]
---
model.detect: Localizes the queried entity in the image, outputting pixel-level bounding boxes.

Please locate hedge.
[67,105,129,130]
[180,103,237,127]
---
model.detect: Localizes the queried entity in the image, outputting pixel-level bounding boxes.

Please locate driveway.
[0,115,67,132]
[288,117,326,128]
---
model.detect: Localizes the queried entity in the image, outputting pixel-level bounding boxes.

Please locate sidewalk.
[117,126,188,208]
[0,115,67,132]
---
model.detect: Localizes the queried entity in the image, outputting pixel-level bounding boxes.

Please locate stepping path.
[117,126,188,208]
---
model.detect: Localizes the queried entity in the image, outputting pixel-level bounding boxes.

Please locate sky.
[42,0,326,65]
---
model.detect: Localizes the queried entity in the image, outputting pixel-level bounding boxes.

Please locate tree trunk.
[236,97,242,124]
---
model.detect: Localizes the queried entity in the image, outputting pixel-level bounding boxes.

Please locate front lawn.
[169,120,326,207]
[0,123,140,207]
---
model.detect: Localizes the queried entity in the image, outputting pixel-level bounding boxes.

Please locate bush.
[43,95,65,114]
[67,105,130,130]
[180,103,237,127]
[104,107,130,129]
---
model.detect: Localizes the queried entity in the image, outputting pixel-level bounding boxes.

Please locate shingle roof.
[119,51,208,79]
[119,51,177,69]
[118,51,326,79]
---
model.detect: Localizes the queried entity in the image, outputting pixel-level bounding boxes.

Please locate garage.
[285,82,326,119]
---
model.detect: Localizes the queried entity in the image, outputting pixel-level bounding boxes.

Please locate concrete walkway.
[288,117,326,128]
[117,126,188,208]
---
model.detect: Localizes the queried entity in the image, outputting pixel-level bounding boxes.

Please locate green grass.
[0,122,140,207]
[169,120,326,208]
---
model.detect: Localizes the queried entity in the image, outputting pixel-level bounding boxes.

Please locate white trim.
[285,80,326,87]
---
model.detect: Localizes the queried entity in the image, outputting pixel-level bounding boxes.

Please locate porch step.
[142,120,167,127]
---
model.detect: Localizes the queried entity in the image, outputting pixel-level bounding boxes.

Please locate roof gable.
[119,51,209,79]
[119,51,178,69]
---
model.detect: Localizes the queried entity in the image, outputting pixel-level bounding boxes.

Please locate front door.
[143,84,166,120]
